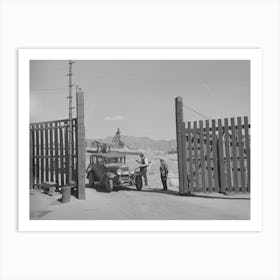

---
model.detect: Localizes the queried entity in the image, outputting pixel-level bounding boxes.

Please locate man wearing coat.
[160,159,169,191]
[136,153,149,186]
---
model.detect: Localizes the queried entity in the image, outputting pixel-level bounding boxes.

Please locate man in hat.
[136,153,149,186]
[160,159,169,191]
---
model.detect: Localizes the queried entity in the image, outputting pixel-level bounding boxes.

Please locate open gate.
[175,96,250,195]
[29,91,86,199]
[30,118,77,186]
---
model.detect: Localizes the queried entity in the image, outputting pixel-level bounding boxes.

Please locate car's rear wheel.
[105,177,114,192]
[135,174,143,191]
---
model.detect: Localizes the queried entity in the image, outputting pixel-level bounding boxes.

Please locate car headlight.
[117,169,121,175]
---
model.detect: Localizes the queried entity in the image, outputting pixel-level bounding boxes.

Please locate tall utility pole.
[67,60,75,183]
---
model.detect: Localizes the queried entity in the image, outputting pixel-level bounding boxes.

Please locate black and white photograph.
[1,1,280,280]
[28,57,251,220]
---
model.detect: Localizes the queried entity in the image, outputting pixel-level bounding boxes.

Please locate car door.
[93,156,106,181]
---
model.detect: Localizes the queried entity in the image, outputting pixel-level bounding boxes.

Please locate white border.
[18,49,262,232]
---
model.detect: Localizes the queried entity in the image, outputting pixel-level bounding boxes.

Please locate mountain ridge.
[87,135,177,152]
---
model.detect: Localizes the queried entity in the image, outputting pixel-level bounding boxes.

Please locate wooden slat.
[187,122,194,192]
[36,124,40,185]
[199,120,206,192]
[45,123,49,182]
[32,125,36,185]
[230,118,239,191]
[54,125,59,185]
[237,117,246,192]
[31,126,65,131]
[30,129,34,188]
[35,123,40,185]
[182,122,189,194]
[60,126,65,186]
[193,121,200,189]
[33,155,59,158]
[217,119,226,193]
[211,120,219,192]
[41,124,45,184]
[65,124,69,184]
[72,123,75,181]
[32,127,35,186]
[49,123,54,181]
[32,126,35,187]
[244,116,250,192]
[224,118,232,192]
[30,118,74,126]
[205,120,212,192]
[33,125,36,185]
[184,124,250,134]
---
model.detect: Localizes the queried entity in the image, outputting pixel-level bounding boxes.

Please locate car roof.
[89,153,126,158]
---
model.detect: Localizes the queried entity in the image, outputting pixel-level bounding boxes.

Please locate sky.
[30,60,250,140]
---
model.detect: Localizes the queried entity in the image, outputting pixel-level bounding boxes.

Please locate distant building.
[87,128,125,153]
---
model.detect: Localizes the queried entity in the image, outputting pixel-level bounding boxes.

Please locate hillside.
[88,135,177,153]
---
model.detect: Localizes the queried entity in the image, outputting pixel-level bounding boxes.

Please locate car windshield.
[104,157,124,164]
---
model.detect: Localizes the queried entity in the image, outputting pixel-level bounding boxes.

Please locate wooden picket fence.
[175,96,250,194]
[30,91,86,199]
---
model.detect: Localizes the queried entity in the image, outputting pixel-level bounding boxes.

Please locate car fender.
[101,172,117,184]
[86,169,97,180]
[134,170,142,176]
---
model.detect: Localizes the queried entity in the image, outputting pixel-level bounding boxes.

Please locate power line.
[183,104,211,120]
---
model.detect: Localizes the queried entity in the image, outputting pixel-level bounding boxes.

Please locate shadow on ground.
[86,182,180,196]
[85,183,250,199]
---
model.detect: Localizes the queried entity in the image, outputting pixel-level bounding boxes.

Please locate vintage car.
[86,153,143,192]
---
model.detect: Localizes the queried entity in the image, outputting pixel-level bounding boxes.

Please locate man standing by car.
[160,159,169,191]
[136,153,149,186]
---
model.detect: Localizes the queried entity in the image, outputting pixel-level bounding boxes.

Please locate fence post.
[175,97,189,195]
[76,91,86,199]
[181,121,189,194]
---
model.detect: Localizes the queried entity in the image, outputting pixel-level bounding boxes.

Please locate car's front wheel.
[135,174,143,191]
[105,177,114,192]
